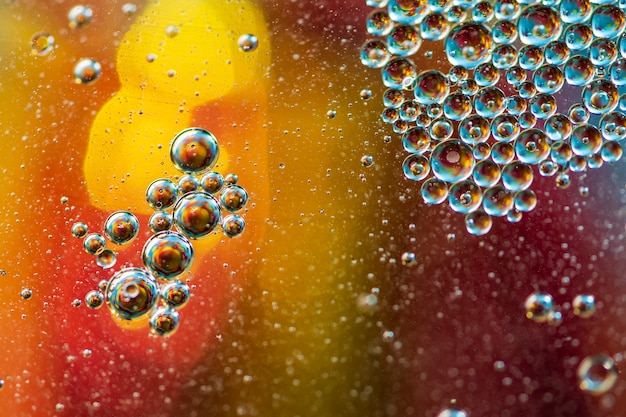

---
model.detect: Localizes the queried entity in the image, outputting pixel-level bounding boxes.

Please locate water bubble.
[569,103,591,123]
[85,290,105,309]
[178,175,199,195]
[495,0,520,20]
[582,79,619,114]
[146,178,178,210]
[472,1,495,22]
[367,10,393,36]
[388,0,428,24]
[533,65,564,94]
[443,92,473,120]
[148,211,173,233]
[388,25,422,56]
[361,40,391,69]
[518,5,562,47]
[382,57,416,89]
[502,161,533,191]
[465,210,493,235]
[222,214,246,238]
[161,281,190,309]
[238,34,258,52]
[460,115,490,145]
[545,113,572,141]
[96,249,116,269]
[420,13,450,40]
[591,5,625,39]
[71,222,89,238]
[430,118,454,140]
[173,191,221,239]
[610,58,626,85]
[590,38,618,67]
[30,32,54,56]
[83,233,106,255]
[491,45,517,70]
[414,70,449,105]
[577,355,619,395]
[104,210,139,245]
[220,185,249,212]
[401,251,417,266]
[573,294,596,318]
[518,81,537,99]
[170,128,220,174]
[492,20,518,45]
[518,45,544,70]
[142,231,194,279]
[507,208,523,222]
[20,288,32,300]
[431,140,475,182]
[556,172,571,188]
[473,160,501,187]
[514,189,537,211]
[515,128,550,164]
[482,185,514,216]
[165,25,180,38]
[539,160,559,176]
[588,153,604,169]
[403,154,431,181]
[68,5,93,29]
[149,307,180,337]
[474,87,506,118]
[529,93,557,119]
[448,180,483,213]
[544,40,570,65]
[106,268,159,321]
[569,155,588,172]
[445,23,493,69]
[505,95,527,114]
[571,124,602,156]
[524,292,553,323]
[448,65,468,83]
[491,142,515,164]
[74,58,101,85]
[601,141,623,162]
[399,100,418,121]
[565,24,593,51]
[421,178,449,204]
[360,89,373,100]
[383,89,405,108]
[560,0,592,23]
[199,171,224,194]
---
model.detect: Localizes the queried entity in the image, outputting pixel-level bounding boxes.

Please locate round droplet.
[68,5,93,29]
[445,23,493,69]
[165,25,180,38]
[524,292,553,323]
[238,34,258,52]
[515,128,550,164]
[361,40,391,68]
[448,180,483,213]
[170,128,220,174]
[85,290,105,309]
[443,92,473,120]
[564,55,594,86]
[142,231,194,279]
[436,409,468,417]
[31,32,55,56]
[545,113,572,141]
[560,0,591,23]
[149,307,180,337]
[421,178,449,204]
[502,161,533,191]
[403,154,430,181]
[601,141,623,162]
[149,211,173,233]
[414,70,449,105]
[582,79,619,114]
[104,210,139,245]
[161,281,190,309]
[199,171,224,194]
[96,249,116,269]
[172,191,221,239]
[83,233,106,255]
[20,288,32,300]
[402,127,430,154]
[388,25,422,56]
[146,178,178,210]
[518,5,561,47]
[106,268,159,321]
[388,0,428,24]
[571,124,602,156]
[220,185,249,212]
[514,189,537,212]
[74,58,101,85]
[465,210,493,235]
[573,294,596,318]
[382,57,416,89]
[460,115,490,145]
[577,355,619,395]
[473,160,501,187]
[71,222,89,238]
[367,10,393,36]
[401,252,417,266]
[591,5,625,40]
[222,214,246,238]
[431,140,475,183]
[482,185,514,216]
[474,87,506,118]
[178,175,199,195]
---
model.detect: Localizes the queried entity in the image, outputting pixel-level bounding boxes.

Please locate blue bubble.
[421,178,449,204]
[403,154,431,181]
[83,233,106,255]
[571,124,602,156]
[106,267,159,321]
[148,211,173,233]
[222,214,246,238]
[431,140,475,183]
[518,5,562,47]
[161,281,191,309]
[146,178,178,210]
[445,23,492,69]
[448,180,483,213]
[502,161,533,191]
[482,185,514,216]
[387,25,422,56]
[414,70,449,105]
[465,210,492,235]
[220,185,249,213]
[473,160,501,187]
[402,127,431,154]
[382,57,416,89]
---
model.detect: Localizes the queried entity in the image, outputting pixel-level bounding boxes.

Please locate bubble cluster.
[71,128,249,336]
[362,0,626,233]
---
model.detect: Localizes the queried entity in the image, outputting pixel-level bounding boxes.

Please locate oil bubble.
[482,185,514,216]
[367,10,393,36]
[515,128,550,164]
[590,38,618,67]
[142,231,194,279]
[569,103,591,124]
[474,87,505,118]
[533,65,564,94]
[573,294,596,318]
[403,154,431,181]
[170,128,220,174]
[564,55,594,86]
[360,89,373,100]
[20,288,32,300]
[514,189,537,212]
[591,5,625,40]
[225,173,239,185]
[161,281,190,309]
[465,210,492,235]
[31,33,54,56]
[544,41,570,65]
[83,233,106,255]
[173,191,221,239]
[560,0,591,23]
[85,290,105,309]
[445,23,493,69]
[146,178,178,210]
[571,124,602,156]
[430,140,475,183]
[74,58,101,85]
[460,115,490,145]
[68,5,93,29]
[401,252,417,266]
[96,249,116,269]
[430,118,454,140]
[106,268,159,321]
[436,408,468,417]
[577,355,619,395]
[361,40,391,68]
[551,141,573,165]
[149,211,173,233]
[529,94,557,119]
[502,161,533,191]
[178,175,199,195]
[402,127,431,154]
[388,0,428,24]
[448,180,482,213]
[524,292,553,323]
[539,160,558,176]
[582,79,619,114]
[361,155,375,167]
[200,172,224,194]
[518,5,562,47]
[569,155,588,172]
[601,141,623,162]
[491,114,520,143]
[220,185,249,213]
[545,114,572,141]
[492,20,518,44]
[104,210,139,245]
[443,92,473,120]
[382,57,416,89]
[165,25,180,38]
[473,160,501,187]
[72,222,89,238]
[414,70,449,105]
[150,307,180,337]
[518,45,544,70]
[238,34,258,52]
[421,178,449,204]
[222,214,246,238]
[121,3,137,16]
[388,25,422,56]
[556,172,571,188]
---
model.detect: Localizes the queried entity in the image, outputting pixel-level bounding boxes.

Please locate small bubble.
[165,25,179,38]
[71,222,89,238]
[106,268,159,321]
[146,178,178,210]
[20,288,33,300]
[238,34,258,52]
[142,231,194,279]
[72,299,82,307]
[55,403,65,412]
[85,290,105,309]
[170,128,220,174]
[361,155,374,167]
[401,252,417,266]
[121,3,137,16]
[573,294,596,318]
[148,211,173,234]
[68,5,93,29]
[96,249,116,269]
[104,211,139,245]
[220,185,249,212]
[30,32,55,56]
[326,110,337,119]
[360,89,373,100]
[436,409,468,417]
[161,281,190,309]
[199,171,224,194]
[83,233,106,255]
[524,292,553,323]
[150,307,180,336]
[577,354,619,395]
[74,58,101,85]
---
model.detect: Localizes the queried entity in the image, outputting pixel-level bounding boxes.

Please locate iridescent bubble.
[495,0,520,20]
[492,20,518,44]
[148,211,173,233]
[361,40,391,69]
[590,38,618,67]
[431,140,475,182]
[106,268,159,321]
[524,292,553,323]
[402,127,431,154]
[149,307,180,337]
[505,95,527,114]
[472,1,494,22]
[436,409,468,417]
[173,191,221,239]
[601,141,623,162]
[388,25,422,56]
[577,355,619,395]
[85,290,105,309]
[403,154,431,181]
[491,142,515,164]
[238,34,258,52]
[361,155,375,167]
[459,115,490,144]
[414,70,449,104]
[569,155,588,172]
[518,5,562,47]
[465,210,492,235]
[448,180,483,213]
[20,288,32,300]
[142,231,194,279]
[367,10,393,36]
[399,100,418,122]
[74,58,101,85]
[569,103,591,123]
[394,119,410,133]
[533,65,564,94]
[491,114,520,142]
[564,55,595,86]
[445,23,493,69]
[518,45,544,70]
[588,153,604,169]
[560,0,592,23]
[502,161,533,191]
[83,233,106,255]
[222,214,246,238]
[529,94,557,119]
[443,92,473,120]
[165,25,180,38]
[573,294,596,318]
[460,79,479,96]
[591,5,625,39]
[31,32,55,56]
[610,58,626,85]
[430,118,454,140]
[367,0,390,6]
[401,251,417,266]
[473,143,491,160]
[539,160,559,176]
[388,0,428,24]
[383,89,405,108]
[518,81,537,99]
[544,41,570,65]
[96,249,116,269]
[473,160,501,187]
[556,172,572,188]
[421,178,449,204]
[226,173,240,185]
[519,112,537,129]
[68,5,93,29]
[482,185,514,216]
[565,24,593,51]
[571,124,602,156]
[170,128,220,174]
[200,171,225,194]
[514,189,537,211]
[104,210,139,245]
[491,45,517,70]
[515,128,550,164]
[382,57,416,89]
[420,13,450,40]
[220,185,249,213]
[178,175,199,195]
[71,222,89,238]
[474,87,505,118]
[360,89,373,100]
[545,113,572,141]
[146,178,178,210]
[582,79,619,114]
[161,281,190,309]
[507,208,523,223]
[448,65,468,83]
